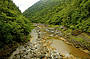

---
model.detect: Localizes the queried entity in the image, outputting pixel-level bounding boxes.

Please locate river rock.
[9,25,63,59]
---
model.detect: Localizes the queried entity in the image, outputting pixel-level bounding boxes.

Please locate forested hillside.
[0,0,90,58]
[23,0,90,33]
[0,0,32,48]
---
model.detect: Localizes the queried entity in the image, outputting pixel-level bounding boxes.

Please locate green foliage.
[71,36,85,42]
[0,0,33,45]
[24,0,90,33]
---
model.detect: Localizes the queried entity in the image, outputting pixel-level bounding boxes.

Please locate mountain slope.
[0,0,32,48]
[23,0,90,32]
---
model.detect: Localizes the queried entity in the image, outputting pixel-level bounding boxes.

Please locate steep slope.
[0,0,32,48]
[23,0,90,33]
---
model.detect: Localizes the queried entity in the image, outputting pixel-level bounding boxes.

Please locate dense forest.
[23,0,90,33]
[0,0,32,48]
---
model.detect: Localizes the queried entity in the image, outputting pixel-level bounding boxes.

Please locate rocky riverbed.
[9,24,90,59]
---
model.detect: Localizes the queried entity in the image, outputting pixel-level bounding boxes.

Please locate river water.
[49,39,90,59]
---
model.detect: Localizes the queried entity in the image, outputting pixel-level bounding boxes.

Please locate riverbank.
[47,24,90,52]
[9,23,90,59]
